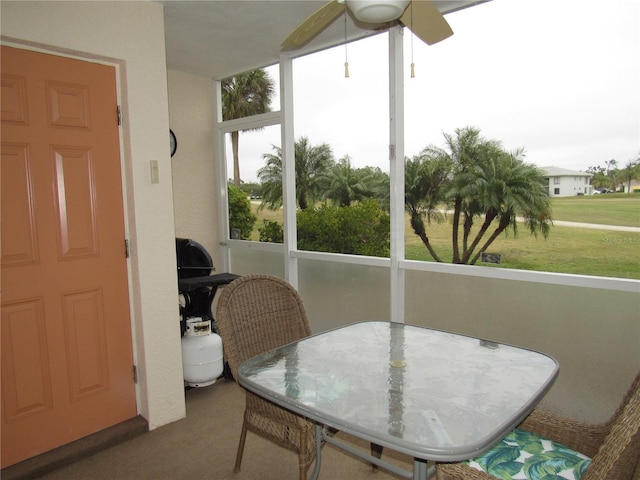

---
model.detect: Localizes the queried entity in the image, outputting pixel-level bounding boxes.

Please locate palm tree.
[358,166,390,212]
[221,69,275,186]
[605,158,619,191]
[437,127,504,263]
[408,127,552,264]
[404,153,451,262]
[256,147,284,210]
[258,136,334,210]
[322,156,372,207]
[459,148,552,264]
[620,155,640,193]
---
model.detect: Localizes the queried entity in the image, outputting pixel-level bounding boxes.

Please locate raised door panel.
[0,143,38,265]
[52,146,99,258]
[1,298,53,422]
[62,289,109,399]
[1,74,29,124]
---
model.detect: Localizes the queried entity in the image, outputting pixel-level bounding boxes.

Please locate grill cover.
[176,238,213,278]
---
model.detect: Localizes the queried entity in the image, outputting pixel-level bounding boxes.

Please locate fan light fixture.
[281,0,453,51]
[347,0,411,23]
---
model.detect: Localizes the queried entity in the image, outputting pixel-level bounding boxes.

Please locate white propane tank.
[181,317,223,387]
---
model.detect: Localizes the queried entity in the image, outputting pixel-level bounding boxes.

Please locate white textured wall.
[1,1,186,429]
[168,70,221,269]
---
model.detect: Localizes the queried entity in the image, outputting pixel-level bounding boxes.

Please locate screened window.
[291,34,391,257]
[217,2,638,282]
[220,65,282,244]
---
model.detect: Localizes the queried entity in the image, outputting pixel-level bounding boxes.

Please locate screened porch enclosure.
[213,27,639,426]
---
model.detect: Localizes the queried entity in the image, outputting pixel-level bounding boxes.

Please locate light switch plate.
[150,160,159,184]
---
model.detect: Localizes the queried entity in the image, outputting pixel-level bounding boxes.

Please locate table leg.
[413,458,436,480]
[308,424,323,480]
[371,443,383,471]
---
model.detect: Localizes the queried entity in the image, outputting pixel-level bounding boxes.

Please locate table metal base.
[309,424,435,480]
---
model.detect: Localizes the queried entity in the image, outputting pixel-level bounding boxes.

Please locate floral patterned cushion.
[465,428,592,480]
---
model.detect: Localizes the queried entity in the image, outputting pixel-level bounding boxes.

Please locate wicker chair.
[437,370,640,480]
[215,274,316,480]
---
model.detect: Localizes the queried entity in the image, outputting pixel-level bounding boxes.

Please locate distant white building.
[541,166,593,197]
[622,179,640,193]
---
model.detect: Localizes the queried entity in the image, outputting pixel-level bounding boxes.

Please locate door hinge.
[133,365,138,384]
[117,105,122,126]
[125,239,130,258]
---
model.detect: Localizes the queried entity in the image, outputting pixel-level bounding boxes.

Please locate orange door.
[1,46,137,467]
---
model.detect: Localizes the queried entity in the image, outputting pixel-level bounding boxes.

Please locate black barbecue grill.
[176,238,239,335]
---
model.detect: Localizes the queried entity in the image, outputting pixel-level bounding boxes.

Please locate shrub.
[228,183,256,240]
[258,219,284,243]
[297,199,390,256]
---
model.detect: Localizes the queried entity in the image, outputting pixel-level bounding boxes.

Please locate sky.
[228,0,640,183]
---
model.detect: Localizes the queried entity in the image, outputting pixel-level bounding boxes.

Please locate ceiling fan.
[281,0,453,50]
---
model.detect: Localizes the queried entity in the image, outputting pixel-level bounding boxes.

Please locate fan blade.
[282,0,346,49]
[400,0,453,45]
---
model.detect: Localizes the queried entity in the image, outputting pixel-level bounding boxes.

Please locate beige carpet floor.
[33,379,415,479]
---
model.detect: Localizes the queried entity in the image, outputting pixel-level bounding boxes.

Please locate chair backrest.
[586,370,640,479]
[215,274,312,381]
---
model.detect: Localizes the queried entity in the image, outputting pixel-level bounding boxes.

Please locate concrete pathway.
[551,220,640,233]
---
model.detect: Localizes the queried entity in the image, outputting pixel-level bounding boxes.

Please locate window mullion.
[389,26,405,324]
[213,79,232,272]
[280,54,298,288]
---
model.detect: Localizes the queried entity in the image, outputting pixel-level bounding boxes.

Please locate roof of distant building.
[540,166,592,177]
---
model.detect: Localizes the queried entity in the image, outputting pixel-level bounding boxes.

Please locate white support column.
[213,79,231,273]
[280,54,298,288]
[389,27,405,323]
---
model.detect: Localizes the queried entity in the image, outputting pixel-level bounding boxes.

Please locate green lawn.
[550,193,640,227]
[404,217,640,279]
[249,201,282,241]
[250,195,640,280]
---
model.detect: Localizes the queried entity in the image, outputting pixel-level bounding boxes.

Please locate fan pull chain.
[410,1,415,78]
[344,4,349,78]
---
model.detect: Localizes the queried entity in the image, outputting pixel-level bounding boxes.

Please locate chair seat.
[465,428,592,480]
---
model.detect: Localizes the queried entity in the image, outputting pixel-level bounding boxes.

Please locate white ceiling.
[160,1,488,80]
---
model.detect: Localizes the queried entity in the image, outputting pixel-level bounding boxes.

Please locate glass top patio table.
[238,321,559,479]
